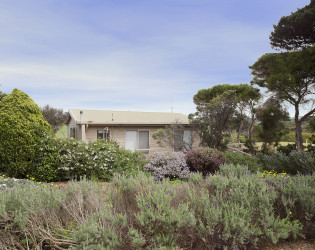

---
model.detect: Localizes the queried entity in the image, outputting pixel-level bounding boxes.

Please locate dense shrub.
[185,148,226,176]
[57,139,146,181]
[13,137,146,182]
[261,172,315,238]
[0,167,314,249]
[276,143,298,155]
[31,133,62,181]
[257,151,315,175]
[0,89,52,178]
[187,164,304,247]
[143,152,190,180]
[224,151,262,172]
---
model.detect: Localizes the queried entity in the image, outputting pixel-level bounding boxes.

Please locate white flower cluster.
[56,139,139,180]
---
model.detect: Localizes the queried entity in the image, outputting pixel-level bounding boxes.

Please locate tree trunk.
[237,121,243,143]
[248,113,255,141]
[229,129,234,143]
[294,104,303,152]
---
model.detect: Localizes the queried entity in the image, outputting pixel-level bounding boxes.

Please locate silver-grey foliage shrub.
[0,165,314,249]
[143,152,190,180]
[257,151,315,175]
[135,179,196,248]
[186,164,304,248]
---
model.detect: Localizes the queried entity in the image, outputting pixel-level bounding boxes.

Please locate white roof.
[69,109,189,125]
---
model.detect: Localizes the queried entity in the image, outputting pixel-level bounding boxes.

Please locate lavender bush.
[143,152,190,180]
[185,148,226,176]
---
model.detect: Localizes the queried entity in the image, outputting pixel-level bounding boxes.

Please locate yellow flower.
[290,212,292,215]
[44,186,47,188]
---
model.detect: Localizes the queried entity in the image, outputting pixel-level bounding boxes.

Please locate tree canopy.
[255,98,290,153]
[40,104,69,133]
[270,0,315,51]
[190,90,237,150]
[193,84,260,105]
[250,43,315,151]
[193,84,261,143]
[250,46,315,107]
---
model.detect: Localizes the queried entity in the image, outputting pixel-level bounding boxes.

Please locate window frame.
[97,129,111,142]
[174,129,192,152]
[125,130,150,154]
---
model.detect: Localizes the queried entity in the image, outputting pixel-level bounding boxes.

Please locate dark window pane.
[97,130,104,139]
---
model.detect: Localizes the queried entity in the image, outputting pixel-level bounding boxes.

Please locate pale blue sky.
[0,0,310,115]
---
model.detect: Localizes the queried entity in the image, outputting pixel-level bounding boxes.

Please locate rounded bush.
[0,89,52,178]
[185,148,226,176]
[143,152,190,180]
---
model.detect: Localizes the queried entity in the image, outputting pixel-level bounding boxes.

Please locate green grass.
[55,125,67,138]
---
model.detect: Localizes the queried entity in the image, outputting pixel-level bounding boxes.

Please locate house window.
[174,130,192,152]
[125,130,150,154]
[70,128,76,138]
[97,129,110,141]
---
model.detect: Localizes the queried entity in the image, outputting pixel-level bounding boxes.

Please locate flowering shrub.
[185,148,226,176]
[12,138,146,182]
[143,152,190,180]
[57,139,146,181]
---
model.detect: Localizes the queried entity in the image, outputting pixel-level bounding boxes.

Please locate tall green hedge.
[0,89,52,177]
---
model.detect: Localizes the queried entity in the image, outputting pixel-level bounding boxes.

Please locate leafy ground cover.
[0,165,314,249]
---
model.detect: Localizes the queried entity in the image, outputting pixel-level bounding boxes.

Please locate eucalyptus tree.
[193,84,261,143]
[190,90,237,150]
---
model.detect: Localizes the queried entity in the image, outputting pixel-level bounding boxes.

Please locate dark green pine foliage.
[270,0,315,51]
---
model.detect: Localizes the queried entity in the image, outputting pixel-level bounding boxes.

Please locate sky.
[0,0,311,115]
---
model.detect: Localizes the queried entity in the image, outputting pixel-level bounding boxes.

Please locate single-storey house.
[67,109,199,154]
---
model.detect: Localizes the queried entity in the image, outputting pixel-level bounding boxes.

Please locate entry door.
[125,130,138,151]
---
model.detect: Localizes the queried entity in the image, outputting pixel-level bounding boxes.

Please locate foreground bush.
[0,89,52,178]
[143,152,190,180]
[0,166,314,249]
[7,137,146,182]
[257,151,315,175]
[185,148,226,176]
[224,151,262,172]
